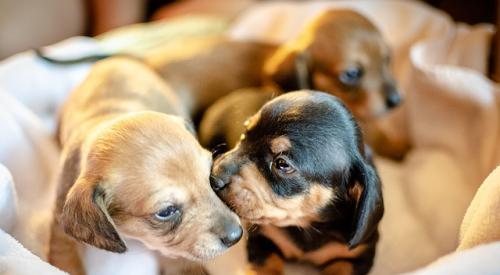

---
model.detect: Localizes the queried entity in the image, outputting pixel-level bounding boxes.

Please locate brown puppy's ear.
[348,159,384,248]
[60,178,127,253]
[266,48,312,91]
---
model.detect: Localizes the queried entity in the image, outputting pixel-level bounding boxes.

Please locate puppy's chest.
[259,225,355,266]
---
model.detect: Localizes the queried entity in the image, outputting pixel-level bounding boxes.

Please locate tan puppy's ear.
[348,159,384,248]
[265,48,312,91]
[60,178,127,253]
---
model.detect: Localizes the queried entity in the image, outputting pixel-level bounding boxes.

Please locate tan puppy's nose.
[386,91,401,109]
[220,219,243,247]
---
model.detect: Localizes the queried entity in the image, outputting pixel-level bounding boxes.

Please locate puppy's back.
[155,41,276,118]
[58,57,186,146]
[199,88,275,151]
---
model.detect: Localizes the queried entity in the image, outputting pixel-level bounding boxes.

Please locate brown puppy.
[264,10,399,119]
[152,9,406,157]
[50,57,242,274]
[209,91,383,275]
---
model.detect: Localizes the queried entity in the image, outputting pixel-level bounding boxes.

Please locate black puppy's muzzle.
[210,175,227,191]
[210,152,242,191]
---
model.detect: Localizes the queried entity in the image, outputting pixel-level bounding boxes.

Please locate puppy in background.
[263,10,407,159]
[50,57,242,274]
[152,9,407,158]
[208,91,384,275]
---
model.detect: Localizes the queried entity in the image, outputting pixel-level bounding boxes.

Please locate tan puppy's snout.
[383,82,401,109]
[211,216,243,248]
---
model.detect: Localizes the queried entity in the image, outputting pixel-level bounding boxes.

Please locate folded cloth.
[0,164,16,232]
[458,165,500,250]
[0,229,67,275]
[0,91,60,259]
[0,37,97,132]
[404,241,500,275]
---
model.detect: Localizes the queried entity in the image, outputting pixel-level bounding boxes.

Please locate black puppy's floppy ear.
[266,48,312,91]
[348,159,384,248]
[60,177,127,253]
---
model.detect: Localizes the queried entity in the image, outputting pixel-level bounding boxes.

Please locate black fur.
[205,90,384,275]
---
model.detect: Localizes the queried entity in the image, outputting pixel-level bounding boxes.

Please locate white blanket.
[0,1,499,274]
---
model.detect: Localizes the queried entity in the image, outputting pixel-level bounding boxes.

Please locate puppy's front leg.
[321,260,354,275]
[247,232,284,275]
[49,218,85,275]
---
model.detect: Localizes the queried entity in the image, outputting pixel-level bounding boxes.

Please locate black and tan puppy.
[50,57,242,274]
[208,91,384,275]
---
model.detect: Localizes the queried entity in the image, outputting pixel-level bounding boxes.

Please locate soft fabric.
[0,164,17,232]
[0,229,67,275]
[0,91,60,258]
[0,1,499,274]
[459,165,500,250]
[82,241,159,275]
[404,241,500,275]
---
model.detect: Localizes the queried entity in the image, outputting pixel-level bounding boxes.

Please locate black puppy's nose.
[386,91,401,109]
[210,176,228,191]
[220,220,243,247]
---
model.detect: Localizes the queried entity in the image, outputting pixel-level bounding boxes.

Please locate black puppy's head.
[211,90,383,247]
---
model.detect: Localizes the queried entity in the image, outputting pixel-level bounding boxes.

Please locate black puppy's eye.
[154,205,180,222]
[272,157,295,174]
[339,66,363,86]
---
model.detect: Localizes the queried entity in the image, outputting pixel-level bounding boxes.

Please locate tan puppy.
[152,9,407,158]
[49,58,242,274]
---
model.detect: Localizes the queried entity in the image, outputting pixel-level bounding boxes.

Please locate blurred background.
[1,0,499,80]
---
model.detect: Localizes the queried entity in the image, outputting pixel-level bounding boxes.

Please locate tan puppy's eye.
[339,66,364,86]
[154,205,181,222]
[272,156,295,175]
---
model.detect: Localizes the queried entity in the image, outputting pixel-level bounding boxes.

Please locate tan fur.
[322,260,354,275]
[217,161,335,228]
[50,57,240,274]
[259,225,367,265]
[249,253,284,275]
[264,9,393,119]
[153,9,407,158]
[270,136,292,154]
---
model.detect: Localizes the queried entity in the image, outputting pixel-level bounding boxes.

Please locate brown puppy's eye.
[339,66,363,86]
[272,157,295,174]
[154,205,180,222]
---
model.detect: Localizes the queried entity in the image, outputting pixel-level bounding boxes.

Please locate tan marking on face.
[219,162,335,227]
[79,112,240,260]
[244,112,261,131]
[270,136,291,154]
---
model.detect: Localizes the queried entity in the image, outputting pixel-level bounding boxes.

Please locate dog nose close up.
[386,90,401,109]
[220,219,243,247]
[210,175,228,191]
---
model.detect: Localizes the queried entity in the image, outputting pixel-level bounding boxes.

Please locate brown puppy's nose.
[386,91,401,109]
[220,219,243,247]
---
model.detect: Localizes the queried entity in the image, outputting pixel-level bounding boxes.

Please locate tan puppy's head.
[60,111,242,261]
[265,9,401,119]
